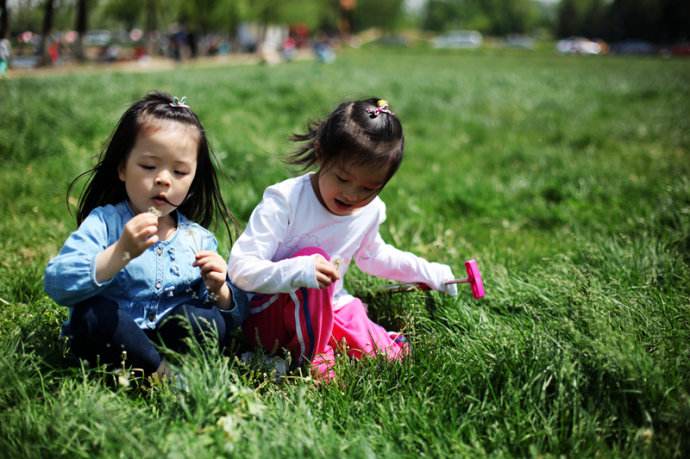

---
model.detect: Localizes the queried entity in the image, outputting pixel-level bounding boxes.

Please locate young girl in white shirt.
[228,98,457,380]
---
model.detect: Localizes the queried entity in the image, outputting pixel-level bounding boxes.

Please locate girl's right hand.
[313,254,340,289]
[95,212,159,283]
[117,212,159,261]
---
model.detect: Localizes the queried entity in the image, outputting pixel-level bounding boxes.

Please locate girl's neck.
[157,213,178,241]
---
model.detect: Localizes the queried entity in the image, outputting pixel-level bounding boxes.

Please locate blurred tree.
[582,0,608,37]
[557,0,610,38]
[423,0,481,32]
[607,0,663,41]
[423,0,537,35]
[207,0,250,36]
[339,0,355,36]
[73,0,87,61]
[144,0,157,55]
[37,0,54,65]
[178,0,213,36]
[352,0,404,32]
[482,0,539,35]
[555,0,688,42]
[0,0,9,39]
[9,1,41,36]
[556,0,585,37]
[99,0,140,30]
[660,0,690,42]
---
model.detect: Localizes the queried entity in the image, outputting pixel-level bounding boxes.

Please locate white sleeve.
[228,186,318,293]
[353,205,457,295]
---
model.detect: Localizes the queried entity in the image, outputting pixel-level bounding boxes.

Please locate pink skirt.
[242,247,408,380]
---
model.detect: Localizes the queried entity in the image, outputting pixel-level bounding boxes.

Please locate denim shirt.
[45,201,248,330]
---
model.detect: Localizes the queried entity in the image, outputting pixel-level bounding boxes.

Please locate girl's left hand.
[193,251,230,304]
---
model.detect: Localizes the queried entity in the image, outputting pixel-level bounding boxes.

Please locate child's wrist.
[214,283,232,309]
[113,241,131,264]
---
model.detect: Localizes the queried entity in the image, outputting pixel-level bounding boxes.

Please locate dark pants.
[68,299,229,374]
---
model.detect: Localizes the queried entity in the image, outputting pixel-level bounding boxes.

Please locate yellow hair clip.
[367,99,394,118]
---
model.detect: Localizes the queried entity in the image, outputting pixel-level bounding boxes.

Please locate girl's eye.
[174,170,189,176]
[140,164,155,171]
[335,175,347,183]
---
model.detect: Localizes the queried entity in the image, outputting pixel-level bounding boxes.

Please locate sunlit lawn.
[1,47,689,457]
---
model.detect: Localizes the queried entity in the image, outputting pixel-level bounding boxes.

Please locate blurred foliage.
[557,0,690,42]
[422,0,541,35]
[352,0,405,32]
[7,0,344,36]
[4,0,690,43]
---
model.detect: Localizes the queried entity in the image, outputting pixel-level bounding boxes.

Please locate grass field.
[1,47,689,457]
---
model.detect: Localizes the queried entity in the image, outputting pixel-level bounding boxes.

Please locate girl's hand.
[194,251,231,308]
[95,212,159,283]
[117,212,159,261]
[313,254,340,289]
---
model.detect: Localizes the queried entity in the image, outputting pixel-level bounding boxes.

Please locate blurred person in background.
[0,37,10,76]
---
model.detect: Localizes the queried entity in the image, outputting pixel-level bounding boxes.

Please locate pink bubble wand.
[381,259,485,299]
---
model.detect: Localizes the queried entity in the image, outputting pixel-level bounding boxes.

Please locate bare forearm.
[214,283,232,309]
[94,242,129,283]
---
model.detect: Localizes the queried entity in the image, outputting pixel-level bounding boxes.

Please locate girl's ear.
[117,161,126,182]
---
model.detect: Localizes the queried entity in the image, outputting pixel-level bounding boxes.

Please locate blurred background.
[0,0,688,73]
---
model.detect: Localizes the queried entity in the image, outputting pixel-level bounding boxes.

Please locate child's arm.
[354,213,458,296]
[45,207,134,305]
[192,230,251,323]
[228,187,325,293]
[94,212,159,283]
[194,251,232,309]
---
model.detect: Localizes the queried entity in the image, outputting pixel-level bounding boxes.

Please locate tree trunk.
[74,0,88,62]
[0,0,9,40]
[38,0,55,66]
[145,0,157,56]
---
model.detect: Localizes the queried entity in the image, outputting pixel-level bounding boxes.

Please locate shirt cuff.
[221,276,249,328]
[304,255,320,289]
[90,253,115,288]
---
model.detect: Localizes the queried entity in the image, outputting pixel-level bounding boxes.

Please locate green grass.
[1,47,689,457]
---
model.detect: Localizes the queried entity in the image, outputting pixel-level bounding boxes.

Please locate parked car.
[371,34,408,47]
[610,40,656,55]
[433,30,482,49]
[83,30,112,47]
[670,42,690,56]
[505,34,535,49]
[556,37,604,55]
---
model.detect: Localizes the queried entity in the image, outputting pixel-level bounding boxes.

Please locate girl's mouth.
[152,195,176,207]
[334,198,353,209]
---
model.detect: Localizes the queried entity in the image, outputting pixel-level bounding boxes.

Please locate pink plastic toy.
[382,259,485,299]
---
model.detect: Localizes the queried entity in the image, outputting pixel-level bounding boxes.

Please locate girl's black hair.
[68,91,236,241]
[287,97,404,182]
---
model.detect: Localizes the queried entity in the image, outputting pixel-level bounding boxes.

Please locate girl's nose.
[155,172,171,186]
[342,187,365,202]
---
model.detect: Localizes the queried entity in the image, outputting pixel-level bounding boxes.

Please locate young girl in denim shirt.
[45,92,247,378]
[229,98,457,380]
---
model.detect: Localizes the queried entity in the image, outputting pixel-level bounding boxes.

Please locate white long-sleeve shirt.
[228,173,455,309]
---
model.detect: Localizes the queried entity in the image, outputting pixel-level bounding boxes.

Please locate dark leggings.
[68,299,229,374]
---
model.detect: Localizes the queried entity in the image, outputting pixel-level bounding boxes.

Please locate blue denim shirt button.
[156,246,163,256]
[155,281,161,289]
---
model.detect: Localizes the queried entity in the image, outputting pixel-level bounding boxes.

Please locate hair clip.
[366,99,394,118]
[170,96,190,109]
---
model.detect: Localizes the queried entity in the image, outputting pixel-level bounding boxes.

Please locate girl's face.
[313,160,389,216]
[118,119,199,218]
